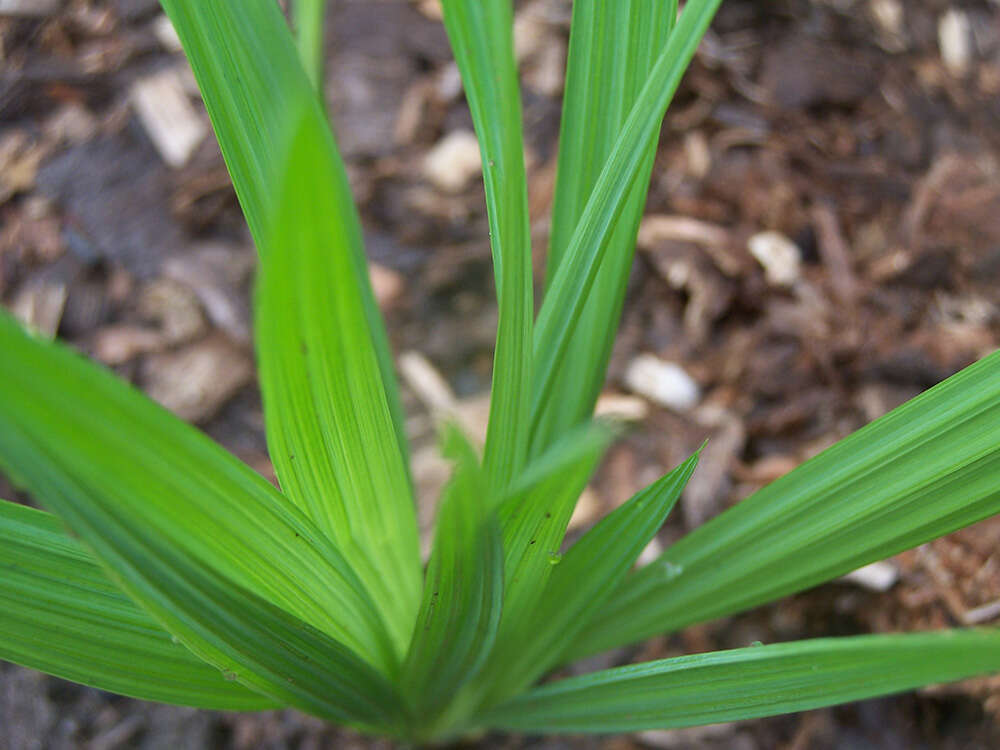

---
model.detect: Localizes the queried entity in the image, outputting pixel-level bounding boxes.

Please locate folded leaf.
[159,0,411,490]
[399,427,503,724]
[471,450,700,710]
[570,349,1000,659]
[532,0,677,454]
[482,630,1000,733]
[441,0,534,490]
[530,0,721,441]
[0,311,396,675]
[256,107,422,659]
[0,499,274,711]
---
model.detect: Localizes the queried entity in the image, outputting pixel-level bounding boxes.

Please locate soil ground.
[2,0,1000,748]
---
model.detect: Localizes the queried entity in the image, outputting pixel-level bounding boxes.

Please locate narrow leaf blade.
[495,422,613,641]
[293,0,327,95]
[531,0,721,445]
[0,500,274,711]
[256,106,422,659]
[481,630,1000,733]
[400,427,504,719]
[441,0,533,489]
[0,311,397,679]
[533,0,677,454]
[571,350,1000,659]
[159,0,411,494]
[472,451,700,708]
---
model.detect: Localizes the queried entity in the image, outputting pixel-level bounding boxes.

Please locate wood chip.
[138,278,206,345]
[963,599,1000,625]
[811,202,858,306]
[568,486,602,530]
[624,354,701,413]
[161,243,254,345]
[681,415,744,528]
[637,214,741,276]
[636,536,664,567]
[414,0,442,21]
[748,230,801,287]
[422,130,482,192]
[399,350,458,415]
[0,0,62,16]
[151,14,183,52]
[141,335,252,423]
[939,9,972,77]
[840,561,899,592]
[594,392,650,422]
[638,214,730,251]
[369,262,405,310]
[637,724,739,749]
[0,131,44,205]
[92,325,166,365]
[453,393,491,446]
[683,130,712,179]
[130,68,207,168]
[10,278,66,337]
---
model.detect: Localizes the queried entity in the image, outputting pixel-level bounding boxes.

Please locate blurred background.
[2,0,1000,747]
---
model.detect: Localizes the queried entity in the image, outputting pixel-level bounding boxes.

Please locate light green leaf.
[481,630,1000,733]
[0,311,397,679]
[530,0,721,444]
[159,0,410,487]
[471,450,700,710]
[570,349,1000,659]
[294,0,327,96]
[255,107,422,660]
[400,427,503,721]
[441,0,534,490]
[0,500,274,711]
[532,0,677,454]
[495,422,613,643]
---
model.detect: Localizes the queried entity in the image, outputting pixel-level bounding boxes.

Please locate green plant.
[2,0,1000,743]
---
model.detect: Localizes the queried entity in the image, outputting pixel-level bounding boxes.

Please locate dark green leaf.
[399,427,503,721]
[471,451,700,710]
[0,499,274,711]
[571,350,1000,659]
[530,0,721,445]
[441,0,534,490]
[532,0,677,454]
[482,630,1000,733]
[159,0,410,489]
[0,312,404,722]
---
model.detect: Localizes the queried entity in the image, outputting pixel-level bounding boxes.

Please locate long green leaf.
[470,451,700,711]
[440,0,533,490]
[293,0,327,96]
[0,500,274,711]
[0,315,406,728]
[481,630,1000,733]
[495,422,613,644]
[530,0,721,444]
[255,107,422,659]
[158,0,410,487]
[399,427,503,723]
[0,311,397,675]
[532,0,677,454]
[570,349,1000,659]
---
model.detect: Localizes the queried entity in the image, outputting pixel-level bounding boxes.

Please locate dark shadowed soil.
[2,0,1000,747]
